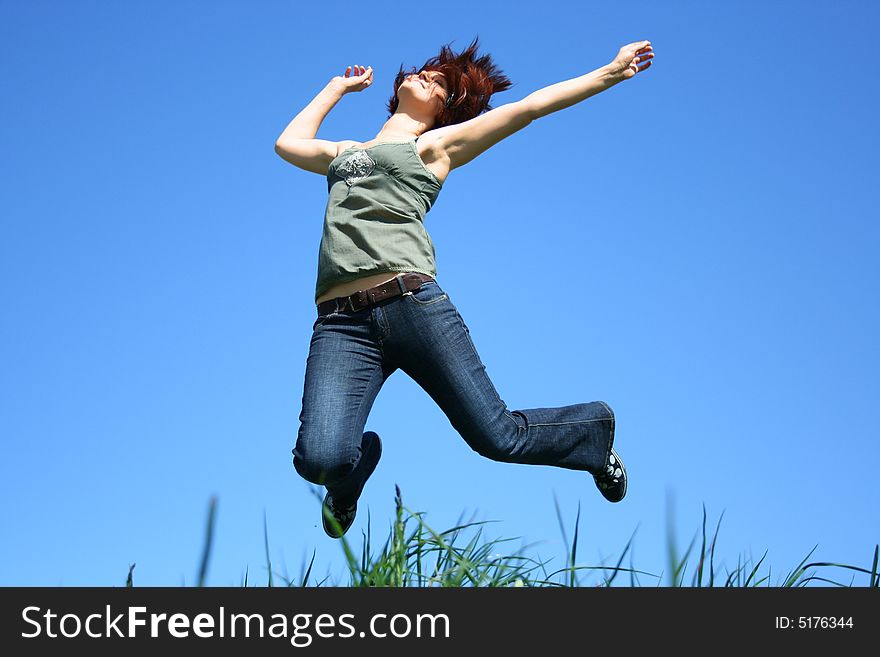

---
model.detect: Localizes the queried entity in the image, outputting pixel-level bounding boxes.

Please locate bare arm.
[436,41,653,171]
[523,63,624,120]
[524,40,653,120]
[275,66,374,174]
[276,81,346,144]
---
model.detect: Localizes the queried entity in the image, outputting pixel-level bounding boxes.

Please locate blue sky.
[1,0,877,587]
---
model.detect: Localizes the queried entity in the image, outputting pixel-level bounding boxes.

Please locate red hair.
[385,35,513,129]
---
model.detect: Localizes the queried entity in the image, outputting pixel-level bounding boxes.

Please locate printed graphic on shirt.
[337,150,375,187]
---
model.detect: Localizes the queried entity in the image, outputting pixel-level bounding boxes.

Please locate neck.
[373,110,435,142]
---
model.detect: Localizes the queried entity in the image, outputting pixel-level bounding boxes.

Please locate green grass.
[125,486,879,588]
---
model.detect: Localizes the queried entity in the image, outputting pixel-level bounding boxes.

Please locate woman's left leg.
[293,307,395,507]
[379,281,615,475]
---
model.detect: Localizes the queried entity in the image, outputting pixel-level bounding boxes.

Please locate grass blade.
[196,496,217,587]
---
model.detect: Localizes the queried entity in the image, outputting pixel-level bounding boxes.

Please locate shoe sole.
[610,448,626,501]
[596,447,627,503]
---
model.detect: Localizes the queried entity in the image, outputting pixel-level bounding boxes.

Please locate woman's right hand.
[331,65,374,94]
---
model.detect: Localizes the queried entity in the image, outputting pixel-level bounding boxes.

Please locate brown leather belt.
[316,272,435,316]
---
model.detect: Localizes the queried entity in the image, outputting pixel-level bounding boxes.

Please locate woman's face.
[400,69,450,115]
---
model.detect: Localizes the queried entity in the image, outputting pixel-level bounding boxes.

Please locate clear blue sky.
[1,0,877,587]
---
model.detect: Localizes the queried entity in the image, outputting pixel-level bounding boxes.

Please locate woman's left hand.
[609,41,654,80]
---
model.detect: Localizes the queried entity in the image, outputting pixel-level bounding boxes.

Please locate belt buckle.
[397,273,413,297]
[346,292,367,312]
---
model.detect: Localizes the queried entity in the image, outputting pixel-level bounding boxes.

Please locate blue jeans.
[292,279,616,507]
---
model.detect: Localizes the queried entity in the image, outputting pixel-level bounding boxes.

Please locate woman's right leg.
[381,281,615,476]
[292,308,396,507]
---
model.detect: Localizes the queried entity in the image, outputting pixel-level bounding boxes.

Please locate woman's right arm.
[275,66,374,175]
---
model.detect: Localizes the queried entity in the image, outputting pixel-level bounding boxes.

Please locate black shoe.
[322,431,382,538]
[593,447,627,502]
[321,492,358,539]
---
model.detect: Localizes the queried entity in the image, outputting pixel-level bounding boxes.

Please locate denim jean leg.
[382,284,614,475]
[292,310,396,506]
[506,399,615,474]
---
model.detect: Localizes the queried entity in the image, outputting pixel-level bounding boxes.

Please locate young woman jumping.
[275,36,654,537]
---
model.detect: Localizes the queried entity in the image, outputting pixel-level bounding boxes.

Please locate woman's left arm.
[438,41,653,170]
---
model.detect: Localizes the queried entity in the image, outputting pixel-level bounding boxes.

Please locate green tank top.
[315,139,444,303]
